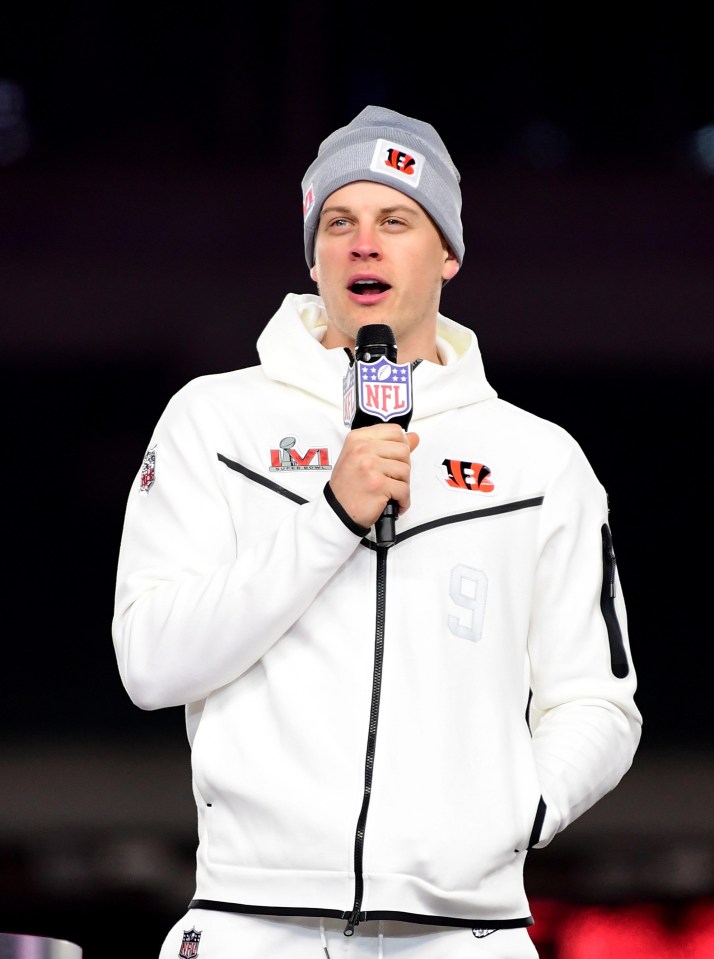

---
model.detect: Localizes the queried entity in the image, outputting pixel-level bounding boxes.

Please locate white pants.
[158,910,539,958]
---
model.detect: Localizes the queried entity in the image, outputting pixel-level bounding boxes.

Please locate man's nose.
[350,227,381,259]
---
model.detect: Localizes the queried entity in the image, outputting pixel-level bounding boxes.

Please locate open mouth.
[349,279,390,295]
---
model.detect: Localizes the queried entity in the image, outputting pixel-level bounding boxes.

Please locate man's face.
[311,181,459,363]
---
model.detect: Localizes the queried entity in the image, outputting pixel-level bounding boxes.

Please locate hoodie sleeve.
[526,438,642,846]
[112,383,363,711]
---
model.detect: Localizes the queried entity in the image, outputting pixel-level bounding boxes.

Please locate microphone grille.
[355,324,395,350]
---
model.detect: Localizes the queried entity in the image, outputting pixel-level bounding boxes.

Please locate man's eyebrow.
[319,203,421,219]
[319,205,351,218]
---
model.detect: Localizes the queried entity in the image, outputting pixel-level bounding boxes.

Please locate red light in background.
[528,897,714,958]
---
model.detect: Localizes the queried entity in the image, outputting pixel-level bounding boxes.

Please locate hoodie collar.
[256,293,497,419]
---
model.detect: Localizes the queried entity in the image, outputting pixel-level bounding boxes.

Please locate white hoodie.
[112,292,641,932]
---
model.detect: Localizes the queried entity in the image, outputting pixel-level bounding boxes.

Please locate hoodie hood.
[257,293,497,420]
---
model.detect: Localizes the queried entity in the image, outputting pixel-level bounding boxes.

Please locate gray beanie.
[301,105,464,270]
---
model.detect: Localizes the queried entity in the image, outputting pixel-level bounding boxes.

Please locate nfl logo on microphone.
[343,357,412,425]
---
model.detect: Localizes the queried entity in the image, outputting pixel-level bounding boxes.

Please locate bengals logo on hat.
[370,138,425,188]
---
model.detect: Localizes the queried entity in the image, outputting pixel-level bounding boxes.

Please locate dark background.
[1,4,713,956]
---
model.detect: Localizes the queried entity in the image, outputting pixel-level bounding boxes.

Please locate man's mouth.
[349,279,390,295]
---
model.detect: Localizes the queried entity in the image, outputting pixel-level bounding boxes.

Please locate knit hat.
[301,105,464,269]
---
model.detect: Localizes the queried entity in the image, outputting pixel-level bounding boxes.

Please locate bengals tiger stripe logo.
[384,147,416,175]
[441,459,495,492]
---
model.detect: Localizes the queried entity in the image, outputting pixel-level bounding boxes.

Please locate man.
[112,106,642,958]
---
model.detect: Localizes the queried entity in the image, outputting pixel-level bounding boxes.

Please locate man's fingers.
[328,425,419,529]
[405,431,420,453]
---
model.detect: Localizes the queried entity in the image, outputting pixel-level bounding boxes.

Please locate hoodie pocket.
[515,795,547,853]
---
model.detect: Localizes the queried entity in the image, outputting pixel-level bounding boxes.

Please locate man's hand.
[328,425,420,529]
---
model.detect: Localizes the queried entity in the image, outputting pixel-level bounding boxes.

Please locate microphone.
[343,324,414,546]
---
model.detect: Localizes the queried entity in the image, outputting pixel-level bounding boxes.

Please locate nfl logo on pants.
[179,928,201,958]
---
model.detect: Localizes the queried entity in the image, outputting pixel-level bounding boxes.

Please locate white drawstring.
[319,915,383,957]
[319,918,331,959]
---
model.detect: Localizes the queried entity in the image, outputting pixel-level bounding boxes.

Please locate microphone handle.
[375,499,398,547]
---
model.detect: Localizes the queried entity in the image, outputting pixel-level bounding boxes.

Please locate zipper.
[600,523,629,678]
[604,526,616,598]
[344,543,389,936]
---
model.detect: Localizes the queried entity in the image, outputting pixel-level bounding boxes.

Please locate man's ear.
[442,249,460,283]
[310,265,318,283]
